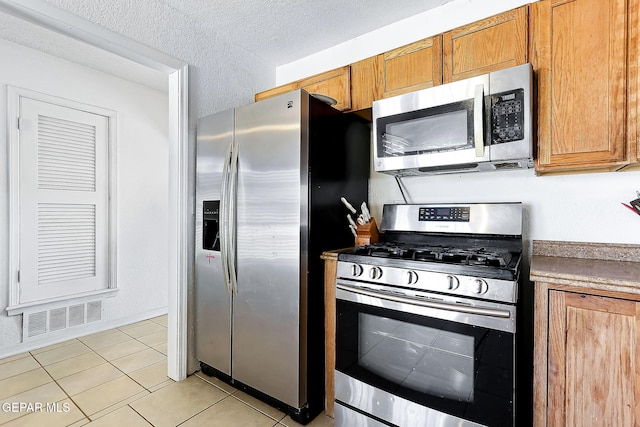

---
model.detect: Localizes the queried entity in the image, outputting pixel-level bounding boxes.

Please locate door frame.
[0,0,189,381]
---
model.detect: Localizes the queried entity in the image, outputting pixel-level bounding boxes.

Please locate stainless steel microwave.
[373,63,533,175]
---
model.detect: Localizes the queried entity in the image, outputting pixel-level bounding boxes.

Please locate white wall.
[277,0,640,247]
[0,38,170,354]
[34,0,276,373]
[277,0,534,84]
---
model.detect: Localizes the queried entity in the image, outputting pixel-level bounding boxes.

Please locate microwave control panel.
[491,89,524,144]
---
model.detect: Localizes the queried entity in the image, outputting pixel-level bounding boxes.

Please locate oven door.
[335,280,516,427]
[373,74,490,174]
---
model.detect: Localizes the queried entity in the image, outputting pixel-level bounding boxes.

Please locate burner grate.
[355,244,514,268]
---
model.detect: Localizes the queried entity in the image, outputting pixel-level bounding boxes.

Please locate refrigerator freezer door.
[233,91,305,408]
[195,109,234,376]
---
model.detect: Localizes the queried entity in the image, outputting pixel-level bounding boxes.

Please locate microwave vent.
[493,162,521,170]
[418,163,480,174]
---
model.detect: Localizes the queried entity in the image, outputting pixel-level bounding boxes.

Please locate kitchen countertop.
[530,240,640,294]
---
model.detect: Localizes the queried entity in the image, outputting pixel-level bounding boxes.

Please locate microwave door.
[373,74,490,173]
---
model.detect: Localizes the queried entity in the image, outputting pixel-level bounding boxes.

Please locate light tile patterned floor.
[0,316,334,427]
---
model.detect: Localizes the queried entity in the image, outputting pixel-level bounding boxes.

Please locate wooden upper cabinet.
[255,66,352,111]
[545,290,640,426]
[301,66,351,111]
[443,6,528,83]
[381,36,443,98]
[531,0,637,173]
[626,0,640,170]
[350,56,383,111]
[254,81,298,104]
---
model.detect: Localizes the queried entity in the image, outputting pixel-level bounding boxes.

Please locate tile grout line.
[26,347,93,425]
[174,393,234,427]
[78,323,169,397]
[126,402,156,426]
[228,394,289,424]
[52,336,160,424]
[2,323,167,425]
[0,317,171,426]
[115,325,168,354]
[193,373,289,424]
[63,336,166,398]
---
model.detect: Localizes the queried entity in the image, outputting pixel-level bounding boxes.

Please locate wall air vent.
[27,311,47,338]
[23,300,103,341]
[68,304,85,327]
[49,307,67,332]
[86,301,102,323]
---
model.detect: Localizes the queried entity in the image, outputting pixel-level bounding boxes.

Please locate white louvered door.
[19,97,109,303]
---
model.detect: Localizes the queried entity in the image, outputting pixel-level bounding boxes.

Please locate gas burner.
[337,203,522,303]
[354,244,514,269]
[439,247,513,268]
[369,247,404,258]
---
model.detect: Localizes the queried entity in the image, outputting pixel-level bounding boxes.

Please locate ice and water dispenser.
[202,200,220,251]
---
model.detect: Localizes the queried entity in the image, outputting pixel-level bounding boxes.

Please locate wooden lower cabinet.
[321,249,347,418]
[535,283,640,426]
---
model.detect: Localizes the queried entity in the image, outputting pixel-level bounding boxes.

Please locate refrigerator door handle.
[228,140,239,295]
[220,141,233,294]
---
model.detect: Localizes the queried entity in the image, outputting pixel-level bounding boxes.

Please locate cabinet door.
[381,36,443,98]
[443,6,528,83]
[547,291,640,426]
[631,5,640,169]
[532,0,634,172]
[255,66,351,111]
[254,81,298,104]
[300,66,351,111]
[633,0,640,168]
[350,55,383,112]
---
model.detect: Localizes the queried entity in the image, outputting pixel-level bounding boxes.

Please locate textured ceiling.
[0,0,453,91]
[153,0,455,66]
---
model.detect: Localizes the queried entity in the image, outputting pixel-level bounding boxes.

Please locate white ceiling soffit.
[0,0,454,90]
[0,9,168,92]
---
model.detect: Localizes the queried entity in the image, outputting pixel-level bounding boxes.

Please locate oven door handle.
[336,283,512,319]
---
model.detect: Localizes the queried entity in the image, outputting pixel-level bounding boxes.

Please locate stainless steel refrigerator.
[195,90,369,423]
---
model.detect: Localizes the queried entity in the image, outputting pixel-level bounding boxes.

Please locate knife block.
[355,217,379,247]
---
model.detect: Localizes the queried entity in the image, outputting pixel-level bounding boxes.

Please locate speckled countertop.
[530,240,640,294]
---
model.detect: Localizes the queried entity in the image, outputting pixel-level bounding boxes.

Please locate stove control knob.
[474,279,489,295]
[350,264,364,277]
[446,275,460,290]
[369,266,383,280]
[406,271,419,285]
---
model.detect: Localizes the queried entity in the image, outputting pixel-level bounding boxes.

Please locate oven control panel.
[419,206,470,222]
[336,261,518,304]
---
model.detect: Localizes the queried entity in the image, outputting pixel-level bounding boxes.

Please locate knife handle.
[341,197,357,214]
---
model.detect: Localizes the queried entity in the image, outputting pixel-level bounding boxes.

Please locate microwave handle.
[474,84,484,157]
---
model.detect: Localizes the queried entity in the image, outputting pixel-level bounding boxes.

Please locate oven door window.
[376,100,475,158]
[336,299,514,427]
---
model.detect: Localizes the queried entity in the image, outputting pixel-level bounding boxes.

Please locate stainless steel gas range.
[334,203,522,427]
